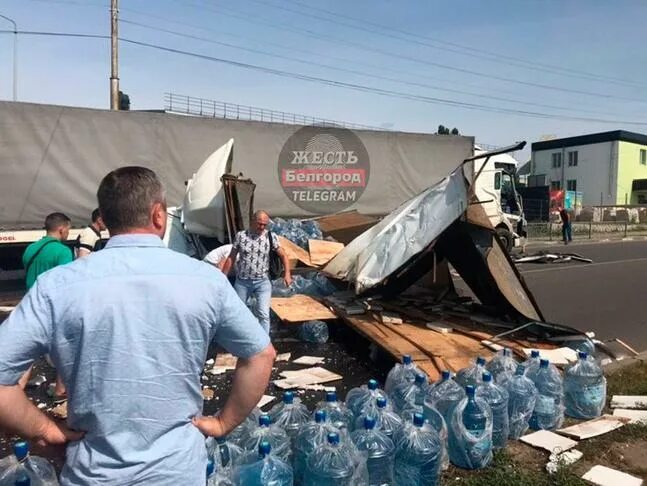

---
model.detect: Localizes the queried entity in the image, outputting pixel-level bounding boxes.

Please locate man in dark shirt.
[559,207,572,244]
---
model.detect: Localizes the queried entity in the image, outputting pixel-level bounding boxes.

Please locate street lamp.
[0,14,17,101]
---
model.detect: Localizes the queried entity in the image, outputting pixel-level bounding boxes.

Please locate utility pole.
[0,14,17,101]
[110,0,119,110]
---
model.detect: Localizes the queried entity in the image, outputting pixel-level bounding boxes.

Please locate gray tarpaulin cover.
[0,102,472,229]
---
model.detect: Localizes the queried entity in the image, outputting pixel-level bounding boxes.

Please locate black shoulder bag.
[267,231,284,280]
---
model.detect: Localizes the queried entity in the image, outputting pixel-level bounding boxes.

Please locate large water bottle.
[206,437,244,481]
[528,359,564,430]
[564,351,607,419]
[14,475,30,486]
[304,432,367,486]
[314,391,354,431]
[424,370,466,428]
[506,365,538,439]
[293,410,336,485]
[269,391,311,445]
[0,441,58,486]
[455,357,487,388]
[422,400,449,471]
[241,414,292,463]
[354,397,403,439]
[391,373,428,413]
[233,441,294,486]
[351,417,395,486]
[485,349,517,384]
[346,379,388,418]
[393,413,442,486]
[384,355,425,395]
[448,385,493,470]
[207,457,234,486]
[475,372,509,449]
[522,350,541,377]
[225,408,262,446]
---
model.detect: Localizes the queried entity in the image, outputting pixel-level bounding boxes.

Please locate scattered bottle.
[241,414,292,464]
[304,432,367,486]
[233,441,293,486]
[505,365,538,439]
[422,399,449,471]
[354,397,403,440]
[423,370,466,428]
[448,385,493,470]
[485,349,517,384]
[314,391,354,431]
[293,410,336,485]
[346,379,388,418]
[393,413,442,486]
[385,355,425,395]
[522,350,541,377]
[455,357,487,388]
[564,351,607,419]
[269,391,311,446]
[528,359,564,431]
[0,441,58,486]
[351,417,395,486]
[475,372,509,449]
[391,373,428,413]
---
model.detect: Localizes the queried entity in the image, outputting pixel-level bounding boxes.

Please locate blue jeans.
[234,277,272,335]
[562,222,572,243]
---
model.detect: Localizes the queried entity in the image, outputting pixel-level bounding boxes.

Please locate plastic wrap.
[393,413,442,486]
[293,411,338,485]
[528,360,564,431]
[241,415,292,463]
[207,457,235,486]
[391,373,428,412]
[269,392,311,444]
[314,391,354,430]
[345,379,388,418]
[475,373,509,449]
[505,366,538,439]
[485,349,517,384]
[206,437,245,473]
[0,442,59,486]
[455,356,487,388]
[384,355,426,395]
[422,402,449,471]
[224,409,262,446]
[564,351,607,419]
[268,218,323,249]
[351,417,395,486]
[424,371,466,428]
[448,386,493,470]
[233,442,294,486]
[297,320,329,343]
[521,350,541,377]
[354,397,403,439]
[304,432,368,486]
[271,273,336,299]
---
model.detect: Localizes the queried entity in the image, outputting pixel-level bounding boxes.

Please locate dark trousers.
[562,222,572,243]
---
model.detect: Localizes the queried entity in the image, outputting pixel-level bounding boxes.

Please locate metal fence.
[527,221,647,241]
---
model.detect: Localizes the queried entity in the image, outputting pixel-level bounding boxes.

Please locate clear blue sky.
[1,0,646,157]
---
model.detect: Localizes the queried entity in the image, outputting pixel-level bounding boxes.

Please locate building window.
[568,151,578,167]
[551,152,562,168]
[567,179,577,191]
[494,172,501,190]
[640,149,646,165]
[551,180,561,190]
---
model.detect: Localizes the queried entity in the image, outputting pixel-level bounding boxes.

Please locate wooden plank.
[277,235,312,267]
[610,395,647,410]
[271,295,337,323]
[557,415,629,440]
[308,239,345,266]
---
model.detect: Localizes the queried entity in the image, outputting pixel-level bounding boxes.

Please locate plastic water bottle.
[293,410,336,485]
[522,350,541,377]
[225,409,262,446]
[391,373,428,413]
[351,417,395,486]
[564,351,607,419]
[385,355,425,395]
[424,370,466,428]
[355,397,403,440]
[233,441,293,486]
[297,320,329,343]
[207,457,234,486]
[505,365,538,439]
[455,357,487,388]
[315,391,354,431]
[393,413,442,486]
[0,441,58,486]
[475,372,509,449]
[205,437,244,482]
[241,414,292,463]
[528,359,564,430]
[14,475,30,486]
[485,349,517,384]
[346,379,388,418]
[448,385,493,469]
[269,391,310,445]
[422,400,449,471]
[304,432,365,486]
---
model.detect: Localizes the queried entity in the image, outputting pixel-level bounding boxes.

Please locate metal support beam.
[110,0,119,110]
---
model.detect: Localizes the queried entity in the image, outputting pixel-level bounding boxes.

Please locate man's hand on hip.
[191,415,232,438]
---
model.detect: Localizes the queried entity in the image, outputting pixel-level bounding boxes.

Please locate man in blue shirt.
[0,167,275,485]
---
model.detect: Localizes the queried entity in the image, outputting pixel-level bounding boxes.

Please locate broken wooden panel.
[271,295,337,323]
[308,239,345,266]
[581,465,643,486]
[314,211,379,244]
[520,430,578,453]
[277,235,312,267]
[610,395,647,410]
[557,415,629,440]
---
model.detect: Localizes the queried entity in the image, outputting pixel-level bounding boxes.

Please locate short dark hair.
[44,212,71,232]
[91,208,101,223]
[97,166,166,233]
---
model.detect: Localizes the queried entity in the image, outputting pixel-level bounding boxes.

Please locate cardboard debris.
[581,465,643,486]
[557,415,628,440]
[380,312,403,325]
[546,449,583,474]
[257,395,275,409]
[293,356,325,365]
[300,384,336,392]
[275,353,291,362]
[308,239,344,266]
[522,347,577,365]
[205,358,214,366]
[520,430,578,453]
[612,408,647,424]
[49,401,68,419]
[271,295,337,323]
[209,367,229,376]
[426,323,453,334]
[274,367,342,389]
[215,353,238,368]
[202,388,215,401]
[610,395,647,410]
[277,235,312,267]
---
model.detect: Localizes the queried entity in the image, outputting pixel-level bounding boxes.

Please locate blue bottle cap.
[13,441,28,461]
[283,391,294,404]
[482,372,492,382]
[314,410,326,423]
[402,355,412,365]
[259,414,271,427]
[413,413,424,427]
[578,351,589,359]
[206,458,215,477]
[503,348,512,356]
[414,374,426,385]
[441,370,451,381]
[466,385,475,397]
[539,359,549,368]
[364,417,376,430]
[516,365,526,375]
[327,432,340,445]
[259,441,271,457]
[531,350,540,358]
[368,379,378,390]
[476,356,486,366]
[325,391,337,403]
[376,397,387,408]
[14,474,30,486]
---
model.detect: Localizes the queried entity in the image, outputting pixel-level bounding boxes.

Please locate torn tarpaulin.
[514,251,593,264]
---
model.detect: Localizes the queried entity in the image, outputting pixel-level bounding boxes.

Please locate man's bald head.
[251,210,270,235]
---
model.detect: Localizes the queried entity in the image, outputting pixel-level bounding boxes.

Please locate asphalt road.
[514,240,647,352]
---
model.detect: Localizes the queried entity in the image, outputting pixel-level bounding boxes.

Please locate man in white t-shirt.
[204,244,235,281]
[74,208,107,259]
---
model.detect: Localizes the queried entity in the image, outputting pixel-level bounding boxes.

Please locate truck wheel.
[496,227,513,252]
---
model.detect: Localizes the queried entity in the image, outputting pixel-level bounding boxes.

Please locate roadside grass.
[606,360,647,397]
